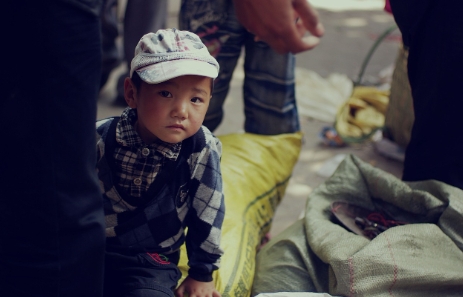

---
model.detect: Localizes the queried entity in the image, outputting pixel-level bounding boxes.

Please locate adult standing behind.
[180,0,324,135]
[1,0,106,296]
[389,0,463,189]
[115,0,168,106]
[235,0,463,189]
[99,0,169,106]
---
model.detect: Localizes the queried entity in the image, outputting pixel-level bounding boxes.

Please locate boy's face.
[124,75,212,144]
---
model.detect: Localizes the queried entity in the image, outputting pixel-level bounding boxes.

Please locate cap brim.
[135,59,218,84]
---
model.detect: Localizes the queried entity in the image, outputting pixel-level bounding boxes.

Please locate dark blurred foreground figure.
[1,1,106,296]
[389,0,463,189]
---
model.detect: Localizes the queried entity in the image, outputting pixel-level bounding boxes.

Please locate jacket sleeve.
[185,126,225,282]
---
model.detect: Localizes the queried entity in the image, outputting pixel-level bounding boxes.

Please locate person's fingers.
[271,15,320,53]
[234,0,322,53]
[254,28,320,54]
[293,0,325,37]
[253,35,320,54]
[174,288,184,297]
[295,17,307,38]
[253,15,319,53]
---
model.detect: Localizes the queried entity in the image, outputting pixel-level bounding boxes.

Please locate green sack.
[252,154,463,297]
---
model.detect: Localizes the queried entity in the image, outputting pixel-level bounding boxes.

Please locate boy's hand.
[175,276,221,297]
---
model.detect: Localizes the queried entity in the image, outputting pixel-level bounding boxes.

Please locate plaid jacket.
[96,117,224,281]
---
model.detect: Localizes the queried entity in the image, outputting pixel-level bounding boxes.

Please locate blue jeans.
[1,1,105,296]
[180,0,300,135]
[390,0,463,189]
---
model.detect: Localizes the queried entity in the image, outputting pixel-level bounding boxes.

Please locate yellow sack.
[335,86,389,143]
[178,132,302,297]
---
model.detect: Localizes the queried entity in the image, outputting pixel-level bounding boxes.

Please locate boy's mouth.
[167,124,185,130]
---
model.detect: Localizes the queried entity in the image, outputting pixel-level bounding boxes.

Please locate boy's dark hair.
[131,71,143,90]
[131,72,215,93]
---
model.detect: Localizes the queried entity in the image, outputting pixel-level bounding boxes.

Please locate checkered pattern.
[96,113,225,281]
[113,108,181,197]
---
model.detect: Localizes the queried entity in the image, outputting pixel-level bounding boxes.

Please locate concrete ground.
[98,0,405,237]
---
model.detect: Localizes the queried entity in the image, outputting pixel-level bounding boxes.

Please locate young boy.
[96,28,224,297]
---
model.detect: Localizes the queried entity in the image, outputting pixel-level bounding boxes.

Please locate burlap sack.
[252,154,463,297]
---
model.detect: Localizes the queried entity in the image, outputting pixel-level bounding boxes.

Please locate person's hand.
[233,0,325,54]
[175,276,221,297]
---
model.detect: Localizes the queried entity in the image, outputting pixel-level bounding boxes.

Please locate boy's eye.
[159,90,172,98]
[191,97,203,103]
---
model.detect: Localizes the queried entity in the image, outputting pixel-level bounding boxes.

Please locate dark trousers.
[390,0,463,189]
[104,252,182,297]
[100,0,168,93]
[1,1,105,296]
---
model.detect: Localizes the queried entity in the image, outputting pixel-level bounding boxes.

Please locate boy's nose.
[171,100,188,120]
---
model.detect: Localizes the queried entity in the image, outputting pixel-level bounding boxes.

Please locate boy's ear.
[124,77,138,108]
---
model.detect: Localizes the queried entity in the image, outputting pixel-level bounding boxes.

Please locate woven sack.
[178,132,302,297]
[252,154,463,297]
